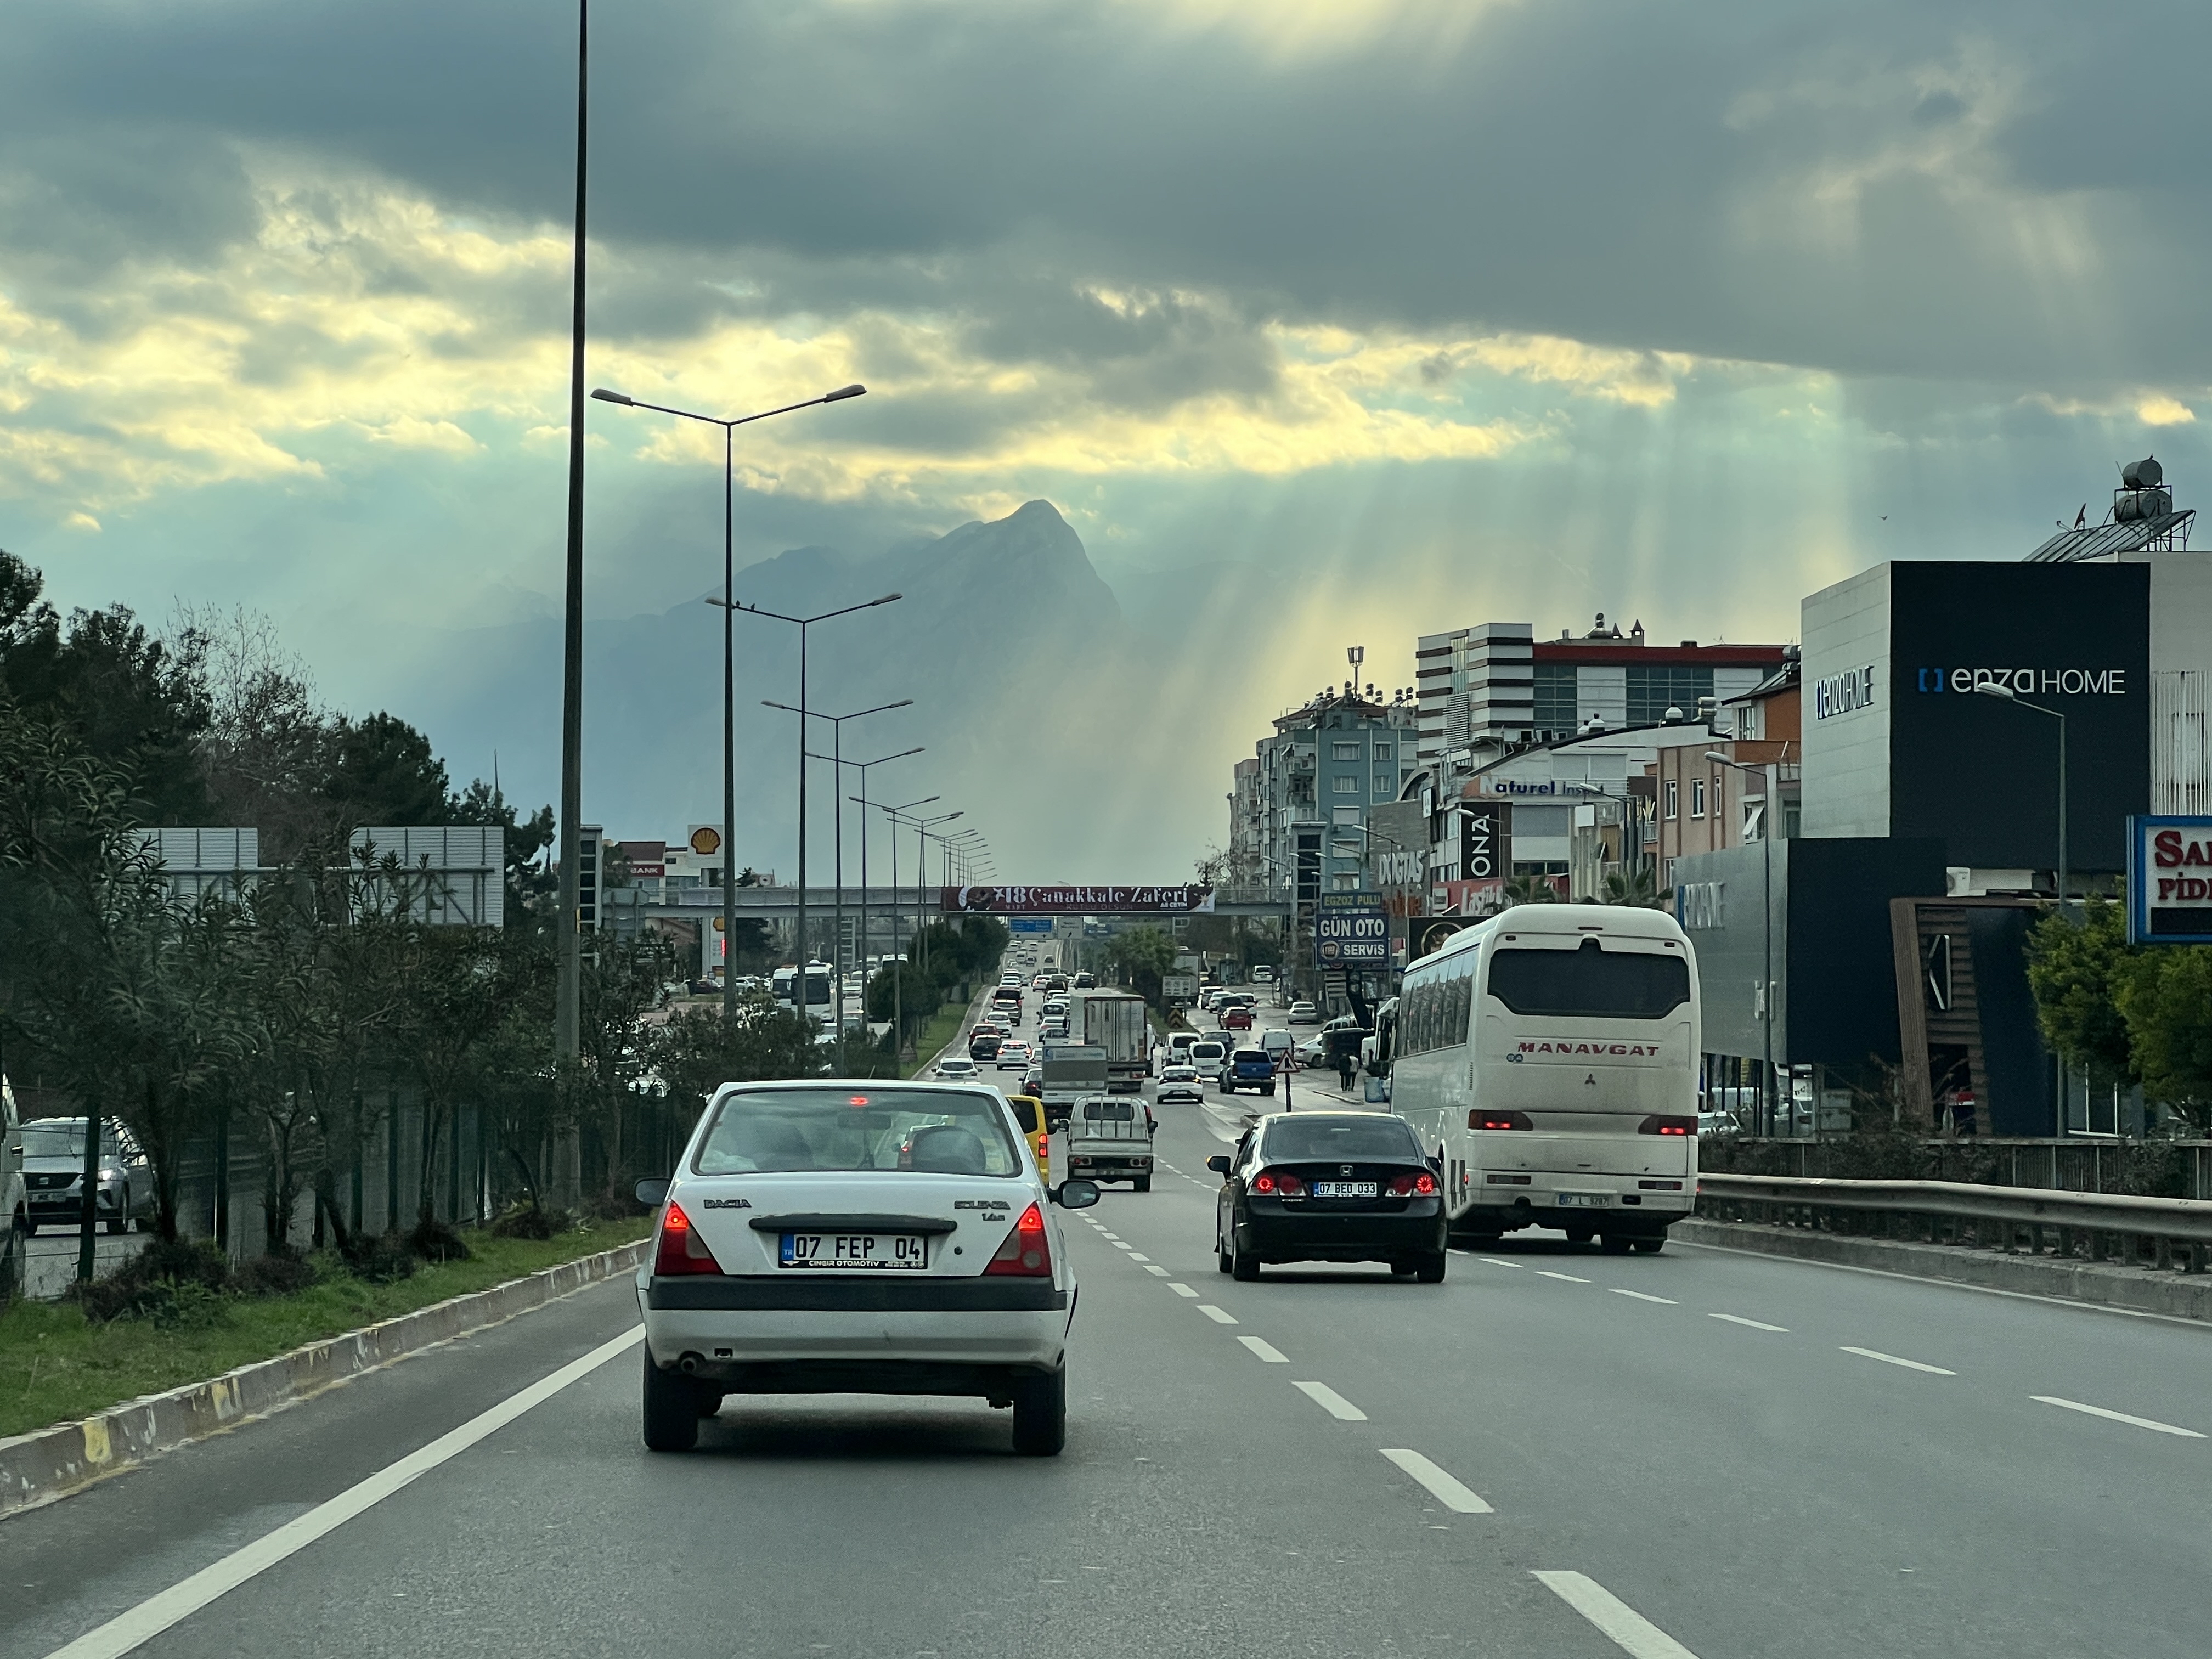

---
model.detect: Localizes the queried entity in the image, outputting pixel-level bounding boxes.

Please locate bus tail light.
[1470,1110,1534,1131]
[1638,1115,1697,1136]
[984,1204,1052,1276]
[653,1202,725,1276]
[1386,1171,1438,1197]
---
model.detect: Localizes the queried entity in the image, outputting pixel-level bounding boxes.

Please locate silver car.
[20,1117,154,1235]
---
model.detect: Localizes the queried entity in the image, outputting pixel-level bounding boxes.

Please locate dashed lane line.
[1142,1265,1170,1277]
[1841,1346,1956,1376]
[1238,1336,1289,1363]
[1609,1289,1678,1305]
[1166,1283,1200,1297]
[1478,1257,1522,1268]
[1291,1380,1369,1422]
[1126,1251,1149,1261]
[1533,1571,1701,1659]
[2030,1396,2205,1438]
[1197,1304,1239,1325]
[1380,1448,1494,1514]
[1535,1271,1591,1284]
[1708,1313,1788,1333]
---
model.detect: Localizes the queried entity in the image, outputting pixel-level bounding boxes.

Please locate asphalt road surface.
[8,1060,2210,1657]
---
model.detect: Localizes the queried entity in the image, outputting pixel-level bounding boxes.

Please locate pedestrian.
[1334,1046,1356,1095]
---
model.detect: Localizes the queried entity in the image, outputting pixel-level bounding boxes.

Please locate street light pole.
[1976,684,2069,918]
[878,797,943,1060]
[1707,752,1778,1135]
[591,381,866,1018]
[555,0,590,1069]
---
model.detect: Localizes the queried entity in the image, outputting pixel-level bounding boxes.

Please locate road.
[7,997,2210,1657]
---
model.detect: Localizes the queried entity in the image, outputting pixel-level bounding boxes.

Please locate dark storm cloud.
[10,1,2212,398]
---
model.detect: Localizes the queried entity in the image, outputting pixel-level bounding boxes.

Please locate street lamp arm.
[591,385,867,428]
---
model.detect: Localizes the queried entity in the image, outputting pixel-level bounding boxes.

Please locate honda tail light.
[653,1201,725,1276]
[1252,1170,1303,1195]
[1386,1171,1438,1197]
[984,1203,1052,1276]
[1470,1110,1534,1131]
[1638,1114,1697,1136]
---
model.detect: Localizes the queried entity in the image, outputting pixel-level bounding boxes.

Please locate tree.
[1103,924,1178,1007]
[318,712,453,832]
[2026,896,2137,1090]
[650,998,823,1125]
[1599,867,1664,908]
[2117,946,2212,1135]
[1503,874,1561,907]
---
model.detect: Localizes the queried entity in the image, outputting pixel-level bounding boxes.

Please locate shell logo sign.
[687,825,723,857]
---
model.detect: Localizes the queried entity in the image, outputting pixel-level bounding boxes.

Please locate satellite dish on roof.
[2122,456,2164,489]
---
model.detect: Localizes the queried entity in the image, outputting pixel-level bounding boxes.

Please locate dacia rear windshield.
[695,1087,1022,1176]
[1486,940,1690,1020]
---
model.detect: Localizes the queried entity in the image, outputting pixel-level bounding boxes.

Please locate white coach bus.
[1390,902,1700,1254]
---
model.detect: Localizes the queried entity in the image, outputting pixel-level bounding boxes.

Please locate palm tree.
[1502,873,1560,907]
[1600,867,1664,908]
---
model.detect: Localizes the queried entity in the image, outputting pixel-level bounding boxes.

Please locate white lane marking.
[1101,1234,1124,1243]
[1238,1336,1289,1363]
[1291,1380,1368,1421]
[1535,1271,1590,1284]
[1197,1304,1239,1324]
[42,1326,645,1659]
[2030,1396,2205,1437]
[1167,1283,1200,1297]
[1380,1448,1493,1514]
[1478,1257,1521,1268]
[1609,1288,1678,1305]
[1533,1571,1701,1659]
[1142,1265,1169,1277]
[1840,1346,1955,1376]
[1126,1251,1150,1261]
[1708,1313,1788,1332]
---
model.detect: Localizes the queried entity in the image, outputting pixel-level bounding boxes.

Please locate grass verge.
[0,1218,651,1442]
[899,1001,970,1078]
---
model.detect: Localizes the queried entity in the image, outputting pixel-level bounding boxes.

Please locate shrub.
[342,1231,417,1283]
[235,1251,318,1296]
[73,1239,233,1323]
[490,1200,565,1240]
[408,1217,472,1262]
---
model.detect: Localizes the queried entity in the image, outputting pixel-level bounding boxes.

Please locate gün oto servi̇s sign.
[2129,816,2212,943]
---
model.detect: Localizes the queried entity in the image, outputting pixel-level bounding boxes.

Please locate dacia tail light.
[1470,1110,1534,1131]
[984,1203,1052,1276]
[1386,1171,1438,1197]
[653,1201,725,1276]
[1638,1114,1697,1136]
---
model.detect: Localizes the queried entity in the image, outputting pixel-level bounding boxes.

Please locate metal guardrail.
[1697,1173,2212,1273]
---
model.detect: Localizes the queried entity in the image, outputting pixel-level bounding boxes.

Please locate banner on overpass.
[940,885,1214,914]
[1314,890,1389,966]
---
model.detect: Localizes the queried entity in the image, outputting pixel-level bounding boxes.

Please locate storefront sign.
[1314,891,1389,965]
[1812,664,1877,720]
[1460,802,1508,880]
[2129,816,2212,943]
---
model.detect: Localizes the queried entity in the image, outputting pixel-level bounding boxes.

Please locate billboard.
[2129,816,2212,943]
[1460,800,1509,881]
[940,885,1214,913]
[1314,891,1389,966]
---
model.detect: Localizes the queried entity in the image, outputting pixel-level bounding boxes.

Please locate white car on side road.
[635,1080,1101,1455]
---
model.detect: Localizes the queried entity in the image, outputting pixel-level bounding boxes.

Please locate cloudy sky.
[7,1,2211,871]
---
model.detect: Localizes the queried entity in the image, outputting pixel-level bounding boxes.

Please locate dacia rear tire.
[641,1351,701,1452]
[1415,1250,1448,1284]
[1011,1368,1066,1456]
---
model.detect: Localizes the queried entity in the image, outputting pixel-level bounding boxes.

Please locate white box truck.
[1079,989,1152,1093]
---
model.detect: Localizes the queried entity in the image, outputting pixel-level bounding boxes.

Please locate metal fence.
[1704,1136,2212,1201]
[1698,1172,2212,1275]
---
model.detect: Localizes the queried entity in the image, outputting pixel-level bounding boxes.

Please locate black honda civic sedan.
[1209,1111,1447,1283]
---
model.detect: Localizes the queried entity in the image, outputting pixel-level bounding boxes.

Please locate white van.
[1064,1096,1154,1192]
[1390,904,1699,1254]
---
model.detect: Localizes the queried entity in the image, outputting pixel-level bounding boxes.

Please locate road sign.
[1314,891,1389,966]
[1162,973,1198,1002]
[2129,815,2212,943]
[1009,917,1053,934]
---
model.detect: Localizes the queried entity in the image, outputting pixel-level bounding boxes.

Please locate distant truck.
[1064,1095,1154,1192]
[1039,1044,1108,1129]
[1078,989,1152,1093]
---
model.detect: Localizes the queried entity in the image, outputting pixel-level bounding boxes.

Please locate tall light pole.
[555,0,590,1069]
[1707,751,1778,1135]
[877,793,940,1058]
[908,810,963,974]
[768,697,912,1032]
[714,592,901,1014]
[1976,684,2068,917]
[827,745,923,998]
[591,382,868,1019]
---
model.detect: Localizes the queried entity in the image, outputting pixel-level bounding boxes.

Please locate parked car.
[1156,1065,1205,1105]
[1286,1000,1320,1025]
[20,1117,155,1235]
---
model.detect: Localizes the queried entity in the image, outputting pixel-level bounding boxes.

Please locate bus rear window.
[1486,941,1689,1020]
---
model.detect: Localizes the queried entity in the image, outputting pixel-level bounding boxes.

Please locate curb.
[1674,1218,2212,1322]
[0,1235,650,1522]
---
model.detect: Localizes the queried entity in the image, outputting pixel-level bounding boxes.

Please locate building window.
[1332,742,1361,760]
[1330,872,1360,891]
[1373,743,1392,760]
[1690,779,1706,819]
[1373,772,1394,797]
[1532,663,1577,733]
[1332,806,1362,826]
[1332,775,1359,794]
[1626,665,1714,726]
[1331,839,1362,858]
[1664,780,1679,820]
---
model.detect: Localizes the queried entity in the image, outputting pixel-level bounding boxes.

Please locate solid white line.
[1840,1345,1955,1375]
[42,1325,645,1659]
[1197,1304,1239,1324]
[1533,1571,1700,1659]
[1380,1448,1493,1514]
[1478,1257,1522,1268]
[1166,1282,1200,1297]
[1238,1336,1289,1363]
[1142,1265,1169,1277]
[1536,1271,1590,1284]
[2030,1396,2205,1437]
[1291,1380,1368,1421]
[1708,1313,1788,1332]
[1609,1288,1678,1305]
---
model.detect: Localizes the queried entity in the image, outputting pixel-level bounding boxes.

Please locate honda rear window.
[696,1087,1023,1177]
[1261,1118,1424,1162]
[1486,941,1690,1020]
